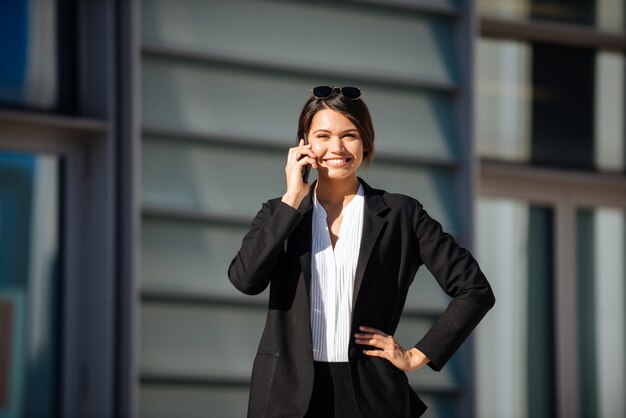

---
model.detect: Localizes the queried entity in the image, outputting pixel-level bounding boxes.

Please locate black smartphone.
[301,133,311,183]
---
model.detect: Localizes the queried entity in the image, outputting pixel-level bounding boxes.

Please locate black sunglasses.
[311,85,362,100]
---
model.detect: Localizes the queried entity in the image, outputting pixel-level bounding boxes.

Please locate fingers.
[282,139,316,208]
[355,326,390,346]
[288,141,316,163]
[358,326,388,337]
[355,325,415,372]
[354,325,394,349]
[354,333,392,349]
[286,142,318,176]
[362,348,385,357]
[354,326,398,357]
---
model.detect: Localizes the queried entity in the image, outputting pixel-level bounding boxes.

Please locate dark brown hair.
[297,93,375,166]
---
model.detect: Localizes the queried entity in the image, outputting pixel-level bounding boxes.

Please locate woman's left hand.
[354,326,430,372]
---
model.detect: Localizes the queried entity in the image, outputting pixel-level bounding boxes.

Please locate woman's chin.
[317,168,358,182]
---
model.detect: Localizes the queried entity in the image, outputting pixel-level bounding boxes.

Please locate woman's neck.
[315,176,360,211]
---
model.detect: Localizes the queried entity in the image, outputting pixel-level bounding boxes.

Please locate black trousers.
[304,361,363,418]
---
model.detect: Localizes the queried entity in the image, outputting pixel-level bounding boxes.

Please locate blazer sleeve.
[228,200,303,295]
[412,200,495,371]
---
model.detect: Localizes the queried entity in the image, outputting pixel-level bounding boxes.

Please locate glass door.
[475,198,555,418]
[476,167,626,418]
[576,207,626,417]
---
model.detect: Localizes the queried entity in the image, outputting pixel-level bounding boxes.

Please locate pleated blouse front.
[310,184,364,362]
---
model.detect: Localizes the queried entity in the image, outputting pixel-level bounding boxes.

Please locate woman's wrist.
[407,347,430,371]
[281,191,305,208]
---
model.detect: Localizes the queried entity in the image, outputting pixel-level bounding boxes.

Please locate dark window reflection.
[477,38,625,172]
[526,206,555,416]
[530,43,596,170]
[530,0,595,27]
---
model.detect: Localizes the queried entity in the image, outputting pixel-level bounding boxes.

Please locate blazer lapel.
[353,179,389,310]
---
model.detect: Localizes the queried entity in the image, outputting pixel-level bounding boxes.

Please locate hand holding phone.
[299,134,312,183]
[282,137,315,209]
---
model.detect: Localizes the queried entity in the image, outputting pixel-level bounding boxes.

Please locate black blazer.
[228,178,495,418]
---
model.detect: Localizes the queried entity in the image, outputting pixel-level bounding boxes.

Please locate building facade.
[0,1,625,417]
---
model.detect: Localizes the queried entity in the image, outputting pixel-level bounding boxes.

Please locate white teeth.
[325,158,348,163]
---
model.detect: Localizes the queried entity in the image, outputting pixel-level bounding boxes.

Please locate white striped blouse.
[310,184,364,362]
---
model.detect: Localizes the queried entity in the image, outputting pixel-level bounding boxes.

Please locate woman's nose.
[329,137,345,152]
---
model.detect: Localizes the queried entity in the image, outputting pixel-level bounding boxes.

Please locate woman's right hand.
[281,139,317,208]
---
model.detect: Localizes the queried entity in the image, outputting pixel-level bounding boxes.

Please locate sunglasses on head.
[311,85,363,100]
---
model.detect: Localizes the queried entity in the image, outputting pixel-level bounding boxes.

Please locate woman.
[228,86,495,418]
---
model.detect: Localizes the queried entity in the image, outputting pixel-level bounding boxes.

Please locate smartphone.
[300,133,312,183]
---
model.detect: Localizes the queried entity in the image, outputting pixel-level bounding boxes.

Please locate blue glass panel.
[0,151,60,418]
[0,0,28,104]
[0,0,58,108]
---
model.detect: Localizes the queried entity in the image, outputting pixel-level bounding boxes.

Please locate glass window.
[576,207,626,417]
[476,198,555,417]
[142,138,458,230]
[140,385,249,418]
[0,151,60,418]
[478,0,625,32]
[141,215,455,310]
[139,299,458,387]
[0,0,59,109]
[595,51,625,171]
[140,302,265,378]
[476,38,625,172]
[141,57,458,161]
[141,218,252,297]
[141,0,457,85]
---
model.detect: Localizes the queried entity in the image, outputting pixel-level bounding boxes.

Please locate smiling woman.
[307,110,364,182]
[228,86,495,418]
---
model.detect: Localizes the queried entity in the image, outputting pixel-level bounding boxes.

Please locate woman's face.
[307,109,364,182]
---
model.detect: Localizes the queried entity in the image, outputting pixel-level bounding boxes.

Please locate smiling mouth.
[323,157,352,167]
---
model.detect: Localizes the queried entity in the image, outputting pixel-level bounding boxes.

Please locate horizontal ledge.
[481,160,626,188]
[141,43,459,93]
[139,369,460,395]
[139,286,445,319]
[140,371,250,388]
[142,206,252,227]
[480,17,626,51]
[346,0,459,17]
[141,287,268,309]
[142,125,460,169]
[480,160,626,207]
[0,109,109,133]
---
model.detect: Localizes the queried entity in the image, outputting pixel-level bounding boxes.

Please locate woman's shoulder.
[360,179,423,210]
[381,190,421,206]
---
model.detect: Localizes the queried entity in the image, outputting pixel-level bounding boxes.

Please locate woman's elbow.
[485,288,496,309]
[478,278,496,309]
[228,265,266,296]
